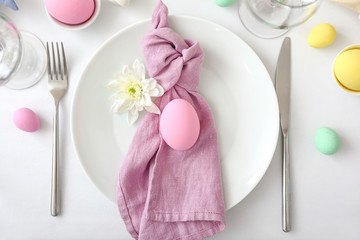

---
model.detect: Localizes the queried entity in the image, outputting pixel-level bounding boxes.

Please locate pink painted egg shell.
[160,99,200,151]
[13,108,40,132]
[44,0,96,25]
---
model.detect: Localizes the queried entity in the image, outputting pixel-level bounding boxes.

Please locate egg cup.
[332,44,360,95]
[44,0,101,31]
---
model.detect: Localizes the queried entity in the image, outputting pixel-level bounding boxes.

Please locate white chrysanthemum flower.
[108,59,164,124]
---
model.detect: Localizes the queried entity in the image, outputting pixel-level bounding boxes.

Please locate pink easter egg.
[160,99,200,151]
[13,108,40,132]
[44,0,96,25]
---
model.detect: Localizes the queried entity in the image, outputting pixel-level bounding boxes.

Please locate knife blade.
[275,37,291,232]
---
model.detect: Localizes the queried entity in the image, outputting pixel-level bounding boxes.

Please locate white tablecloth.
[1,0,360,239]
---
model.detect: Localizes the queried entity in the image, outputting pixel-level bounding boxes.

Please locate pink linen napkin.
[116,1,226,239]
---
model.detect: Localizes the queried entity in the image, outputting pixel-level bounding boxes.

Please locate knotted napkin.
[116,1,226,239]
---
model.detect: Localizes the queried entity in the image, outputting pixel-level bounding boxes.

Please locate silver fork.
[46,42,68,216]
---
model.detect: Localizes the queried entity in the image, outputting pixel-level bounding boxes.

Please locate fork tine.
[51,42,57,80]
[61,42,68,80]
[46,42,52,80]
[56,42,62,80]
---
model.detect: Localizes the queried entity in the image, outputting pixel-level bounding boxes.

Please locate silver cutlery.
[46,42,68,216]
[275,37,291,232]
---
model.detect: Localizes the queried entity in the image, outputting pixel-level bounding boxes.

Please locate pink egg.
[160,99,200,151]
[13,108,40,132]
[44,0,96,25]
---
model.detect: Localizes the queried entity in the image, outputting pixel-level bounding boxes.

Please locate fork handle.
[51,101,60,216]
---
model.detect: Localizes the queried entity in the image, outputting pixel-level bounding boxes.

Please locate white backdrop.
[0,0,360,239]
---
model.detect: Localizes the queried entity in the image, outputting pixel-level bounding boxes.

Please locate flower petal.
[133,59,145,79]
[128,101,136,110]
[142,78,158,91]
[148,78,157,90]
[147,84,164,97]
[128,107,139,124]
[147,88,159,96]
[140,95,146,106]
[144,94,152,106]
[145,102,161,114]
[141,79,149,91]
[135,101,144,111]
[156,84,164,96]
[118,90,130,99]
[122,65,131,75]
[107,80,119,89]
[111,99,130,114]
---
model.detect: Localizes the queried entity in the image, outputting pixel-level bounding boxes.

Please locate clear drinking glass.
[0,14,46,89]
[238,0,323,38]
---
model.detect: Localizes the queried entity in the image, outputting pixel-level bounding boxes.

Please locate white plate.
[71,15,279,210]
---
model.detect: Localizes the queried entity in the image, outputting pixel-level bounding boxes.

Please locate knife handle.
[282,132,290,232]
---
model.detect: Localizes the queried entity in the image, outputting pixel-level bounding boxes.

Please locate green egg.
[315,127,340,155]
[214,0,235,7]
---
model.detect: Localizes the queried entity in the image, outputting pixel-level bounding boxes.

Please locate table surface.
[1,0,360,239]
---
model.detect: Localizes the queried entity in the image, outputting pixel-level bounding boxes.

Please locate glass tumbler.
[238,0,323,38]
[0,14,46,89]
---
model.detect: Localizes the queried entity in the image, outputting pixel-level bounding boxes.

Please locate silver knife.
[275,37,291,232]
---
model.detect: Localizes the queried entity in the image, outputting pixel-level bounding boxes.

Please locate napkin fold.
[116,1,226,239]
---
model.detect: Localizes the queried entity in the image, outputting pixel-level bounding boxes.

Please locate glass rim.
[273,0,322,8]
